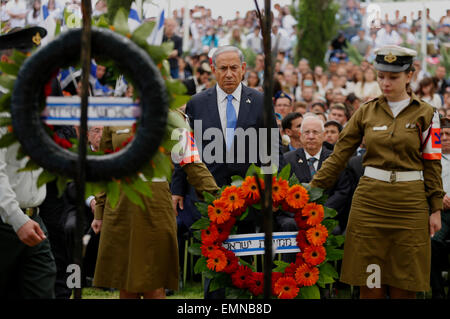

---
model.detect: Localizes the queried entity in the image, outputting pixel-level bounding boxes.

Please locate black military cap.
[373,45,417,72]
[0,26,47,51]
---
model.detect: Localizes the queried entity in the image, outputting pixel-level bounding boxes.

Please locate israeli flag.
[147,8,165,45]
[128,2,142,33]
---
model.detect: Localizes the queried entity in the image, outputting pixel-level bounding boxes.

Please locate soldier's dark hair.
[282,112,303,131]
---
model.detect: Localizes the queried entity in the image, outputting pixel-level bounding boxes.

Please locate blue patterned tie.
[307,157,317,177]
[226,94,237,151]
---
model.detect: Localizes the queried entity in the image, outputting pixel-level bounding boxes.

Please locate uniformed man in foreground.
[0,27,57,298]
[310,45,444,299]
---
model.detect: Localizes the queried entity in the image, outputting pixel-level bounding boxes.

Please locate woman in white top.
[416,77,443,109]
[26,0,44,26]
[353,66,382,102]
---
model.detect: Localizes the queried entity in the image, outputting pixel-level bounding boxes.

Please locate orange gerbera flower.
[274,277,300,299]
[272,177,289,204]
[285,185,309,209]
[201,243,220,258]
[206,249,227,272]
[295,264,320,287]
[306,224,328,246]
[201,224,219,245]
[302,203,324,226]
[302,245,326,266]
[221,185,246,213]
[208,199,231,224]
[240,176,264,204]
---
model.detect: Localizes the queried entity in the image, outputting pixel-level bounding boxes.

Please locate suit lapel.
[296,149,312,182]
[236,85,252,129]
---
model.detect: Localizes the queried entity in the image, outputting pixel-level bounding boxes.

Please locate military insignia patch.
[384,52,397,63]
[32,32,41,46]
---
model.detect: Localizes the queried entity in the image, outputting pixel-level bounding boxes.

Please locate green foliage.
[299,285,320,299]
[344,44,364,66]
[293,0,340,68]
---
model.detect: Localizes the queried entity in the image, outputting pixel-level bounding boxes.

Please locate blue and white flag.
[147,8,165,45]
[128,2,142,33]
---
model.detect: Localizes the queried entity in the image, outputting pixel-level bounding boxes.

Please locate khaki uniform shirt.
[310,93,444,213]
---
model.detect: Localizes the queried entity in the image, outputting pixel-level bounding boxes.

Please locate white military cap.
[373,45,417,72]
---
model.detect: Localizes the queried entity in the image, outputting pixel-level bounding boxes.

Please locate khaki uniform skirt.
[340,176,431,292]
[93,181,179,293]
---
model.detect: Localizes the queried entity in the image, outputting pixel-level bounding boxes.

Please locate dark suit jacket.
[172,84,283,193]
[283,147,351,232]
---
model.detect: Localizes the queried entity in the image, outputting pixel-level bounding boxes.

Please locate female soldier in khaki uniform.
[310,45,444,299]
[91,122,219,299]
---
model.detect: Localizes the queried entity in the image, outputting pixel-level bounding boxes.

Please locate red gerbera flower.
[294,212,310,230]
[274,277,300,299]
[208,199,231,224]
[295,252,306,266]
[271,272,284,296]
[247,272,264,297]
[295,263,319,287]
[240,176,264,204]
[201,224,219,245]
[206,249,227,272]
[216,216,236,242]
[231,265,253,289]
[284,263,298,278]
[223,250,239,274]
[295,230,309,251]
[272,177,289,205]
[52,133,72,149]
[302,203,325,226]
[306,224,328,246]
[221,186,246,214]
[302,245,326,266]
[201,243,220,258]
[285,185,309,209]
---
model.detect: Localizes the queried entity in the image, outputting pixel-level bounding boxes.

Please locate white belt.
[364,166,423,183]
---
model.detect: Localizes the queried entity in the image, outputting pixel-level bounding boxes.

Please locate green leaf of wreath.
[202,191,216,204]
[113,8,130,36]
[191,217,210,230]
[131,21,156,45]
[0,62,20,76]
[0,74,16,91]
[130,176,152,198]
[299,285,320,299]
[17,158,40,172]
[238,258,256,272]
[121,182,145,209]
[194,201,209,217]
[37,170,57,188]
[278,163,291,181]
[10,50,27,66]
[56,175,71,198]
[319,262,339,279]
[0,132,16,148]
[324,206,337,219]
[288,173,300,187]
[325,246,344,261]
[106,180,120,209]
[239,207,249,221]
[188,243,201,256]
[0,116,12,127]
[194,257,207,274]
[322,218,338,233]
[308,187,324,201]
[0,93,11,112]
[210,273,230,292]
[273,260,290,272]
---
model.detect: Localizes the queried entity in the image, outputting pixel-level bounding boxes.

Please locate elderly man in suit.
[171,45,283,298]
[277,115,351,262]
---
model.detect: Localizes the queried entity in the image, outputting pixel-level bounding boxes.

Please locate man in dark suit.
[171,45,283,298]
[279,115,351,262]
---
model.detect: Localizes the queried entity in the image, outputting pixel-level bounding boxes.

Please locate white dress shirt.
[442,153,450,196]
[0,126,46,232]
[216,83,242,147]
[304,148,322,171]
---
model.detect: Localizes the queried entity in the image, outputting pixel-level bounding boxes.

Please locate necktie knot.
[227,94,233,102]
[308,157,317,165]
[307,157,317,176]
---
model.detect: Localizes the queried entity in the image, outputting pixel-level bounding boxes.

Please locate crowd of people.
[0,0,449,301]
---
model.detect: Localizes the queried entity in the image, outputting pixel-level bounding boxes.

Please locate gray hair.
[300,114,325,133]
[212,46,245,67]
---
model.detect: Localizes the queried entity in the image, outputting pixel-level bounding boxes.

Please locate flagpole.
[182,0,189,53]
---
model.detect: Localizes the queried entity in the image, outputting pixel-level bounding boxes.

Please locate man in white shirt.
[0,27,56,299]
